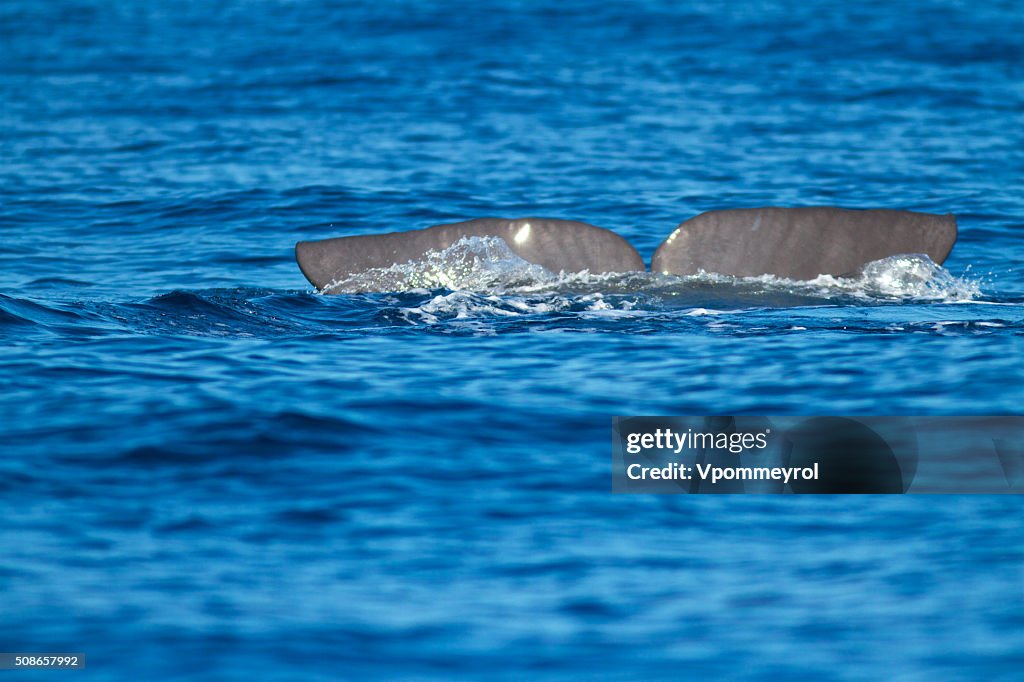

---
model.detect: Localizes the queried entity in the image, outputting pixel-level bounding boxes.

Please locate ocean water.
[2,1,1023,679]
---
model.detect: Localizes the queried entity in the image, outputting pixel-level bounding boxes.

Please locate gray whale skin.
[651,207,957,280]
[296,208,957,292]
[295,217,644,291]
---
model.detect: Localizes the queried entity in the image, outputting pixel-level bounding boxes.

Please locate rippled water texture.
[2,1,1023,679]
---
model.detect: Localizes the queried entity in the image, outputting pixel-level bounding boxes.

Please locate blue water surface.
[2,1,1023,679]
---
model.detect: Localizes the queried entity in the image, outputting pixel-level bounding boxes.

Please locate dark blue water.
[2,1,1023,679]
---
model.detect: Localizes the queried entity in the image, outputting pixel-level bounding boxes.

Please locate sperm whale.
[295,208,958,292]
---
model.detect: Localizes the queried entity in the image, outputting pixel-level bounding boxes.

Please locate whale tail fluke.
[296,208,958,292]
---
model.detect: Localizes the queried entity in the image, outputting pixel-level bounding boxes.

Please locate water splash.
[318,238,983,313]
[852,254,981,300]
[322,236,555,294]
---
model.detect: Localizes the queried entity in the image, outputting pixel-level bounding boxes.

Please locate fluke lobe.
[296,217,645,291]
[295,207,958,292]
[651,207,957,280]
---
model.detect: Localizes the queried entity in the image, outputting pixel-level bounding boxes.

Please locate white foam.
[684,308,728,316]
[322,236,555,294]
[319,239,986,324]
[840,254,981,301]
[674,254,981,303]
